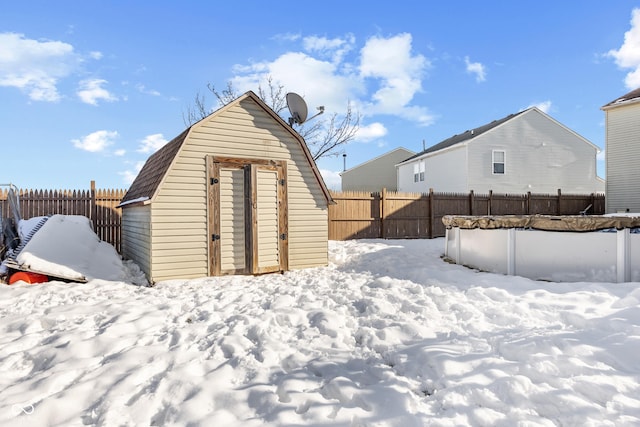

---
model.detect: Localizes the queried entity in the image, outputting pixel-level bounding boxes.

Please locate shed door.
[254,166,281,274]
[207,156,288,276]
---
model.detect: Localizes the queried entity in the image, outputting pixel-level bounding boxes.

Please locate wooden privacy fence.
[0,181,125,252]
[329,189,605,240]
[1,184,607,249]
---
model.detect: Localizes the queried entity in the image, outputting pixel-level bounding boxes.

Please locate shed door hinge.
[211,234,220,241]
[280,233,287,240]
[210,178,219,185]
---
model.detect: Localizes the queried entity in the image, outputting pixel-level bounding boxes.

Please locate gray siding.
[147,97,327,281]
[467,109,602,194]
[605,102,640,213]
[425,146,468,192]
[121,205,152,279]
[342,148,414,191]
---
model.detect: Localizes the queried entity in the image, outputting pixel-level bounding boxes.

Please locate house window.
[413,161,425,182]
[492,150,505,174]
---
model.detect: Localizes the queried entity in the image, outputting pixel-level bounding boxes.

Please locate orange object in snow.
[9,271,49,285]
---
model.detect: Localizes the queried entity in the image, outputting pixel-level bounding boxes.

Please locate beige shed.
[118,91,333,282]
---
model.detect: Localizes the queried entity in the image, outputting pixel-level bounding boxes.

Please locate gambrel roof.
[601,87,640,110]
[120,91,333,206]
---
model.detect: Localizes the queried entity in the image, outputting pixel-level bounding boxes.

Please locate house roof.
[399,109,528,164]
[119,91,333,206]
[601,87,640,110]
[340,147,415,176]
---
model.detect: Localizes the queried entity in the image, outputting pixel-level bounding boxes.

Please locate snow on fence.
[0,181,125,253]
[328,188,605,240]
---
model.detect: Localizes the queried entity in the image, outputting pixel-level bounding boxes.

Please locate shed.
[118,91,333,282]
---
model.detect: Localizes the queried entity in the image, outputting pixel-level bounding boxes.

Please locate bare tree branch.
[183,76,360,161]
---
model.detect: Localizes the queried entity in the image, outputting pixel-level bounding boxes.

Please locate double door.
[207,156,288,275]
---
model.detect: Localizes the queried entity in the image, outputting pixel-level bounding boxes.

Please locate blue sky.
[2,1,639,190]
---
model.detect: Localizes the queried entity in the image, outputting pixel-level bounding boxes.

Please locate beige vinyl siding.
[144,96,327,280]
[121,205,152,279]
[605,102,640,213]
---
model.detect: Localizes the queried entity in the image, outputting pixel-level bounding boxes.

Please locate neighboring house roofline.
[340,147,415,176]
[601,87,640,110]
[398,109,529,165]
[397,107,599,165]
[119,91,334,207]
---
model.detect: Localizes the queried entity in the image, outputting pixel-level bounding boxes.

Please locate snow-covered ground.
[1,238,640,426]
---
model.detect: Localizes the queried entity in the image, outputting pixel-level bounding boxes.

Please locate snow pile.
[1,239,640,426]
[13,215,126,282]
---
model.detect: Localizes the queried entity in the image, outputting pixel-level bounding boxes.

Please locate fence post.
[527,191,531,214]
[469,190,474,215]
[488,190,493,215]
[91,180,97,232]
[428,188,434,239]
[557,188,562,215]
[380,188,386,239]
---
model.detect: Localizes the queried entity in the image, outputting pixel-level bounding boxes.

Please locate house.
[396,107,605,195]
[601,87,640,213]
[340,147,415,191]
[118,91,333,282]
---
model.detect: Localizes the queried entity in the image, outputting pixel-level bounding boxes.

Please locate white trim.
[492,150,505,175]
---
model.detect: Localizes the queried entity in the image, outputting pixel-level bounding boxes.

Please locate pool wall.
[444,225,640,283]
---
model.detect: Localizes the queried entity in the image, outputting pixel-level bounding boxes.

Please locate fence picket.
[1,184,606,253]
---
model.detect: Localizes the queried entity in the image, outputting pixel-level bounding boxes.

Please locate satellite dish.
[286,92,308,126]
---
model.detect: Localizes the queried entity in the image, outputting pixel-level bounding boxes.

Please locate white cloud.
[597,149,606,161]
[319,168,342,190]
[231,51,360,114]
[228,32,433,128]
[89,51,103,60]
[0,32,79,101]
[77,78,118,105]
[120,161,146,185]
[72,130,119,153]
[114,149,126,156]
[135,84,161,96]
[526,100,552,113]
[608,8,640,89]
[359,33,433,125]
[137,133,167,153]
[303,34,355,63]
[355,122,387,142]
[464,56,486,82]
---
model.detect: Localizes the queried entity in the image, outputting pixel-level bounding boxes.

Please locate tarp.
[442,215,640,232]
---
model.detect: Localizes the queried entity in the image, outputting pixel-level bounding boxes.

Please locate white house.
[340,147,415,191]
[601,87,640,213]
[397,107,605,195]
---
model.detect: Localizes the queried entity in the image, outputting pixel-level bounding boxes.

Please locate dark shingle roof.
[400,109,528,163]
[119,128,189,204]
[602,87,640,109]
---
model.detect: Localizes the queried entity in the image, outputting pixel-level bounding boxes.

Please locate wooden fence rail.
[329,189,605,240]
[1,181,126,253]
[1,183,607,251]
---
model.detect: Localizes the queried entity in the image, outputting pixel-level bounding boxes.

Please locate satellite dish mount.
[286,92,324,127]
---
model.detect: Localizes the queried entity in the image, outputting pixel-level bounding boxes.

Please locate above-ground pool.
[443,215,640,283]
